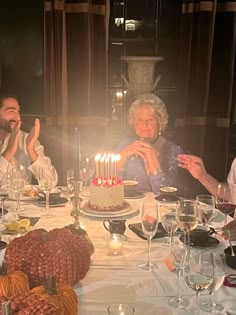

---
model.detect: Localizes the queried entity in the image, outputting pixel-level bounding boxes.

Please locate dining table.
[1,189,236,315]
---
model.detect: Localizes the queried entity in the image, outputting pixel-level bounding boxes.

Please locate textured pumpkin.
[0,293,63,315]
[31,276,78,315]
[0,262,29,298]
[4,228,91,287]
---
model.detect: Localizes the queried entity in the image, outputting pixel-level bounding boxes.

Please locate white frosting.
[89,184,124,210]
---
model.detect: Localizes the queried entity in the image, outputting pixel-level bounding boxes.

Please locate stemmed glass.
[184,251,214,315]
[11,166,25,218]
[139,202,159,271]
[168,239,189,308]
[216,183,236,223]
[200,252,225,313]
[177,199,199,267]
[80,154,95,198]
[67,169,75,202]
[196,195,215,226]
[160,201,178,247]
[0,175,9,222]
[37,166,57,218]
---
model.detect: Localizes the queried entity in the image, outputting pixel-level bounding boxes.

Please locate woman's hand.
[222,220,236,241]
[177,154,207,180]
[119,140,160,174]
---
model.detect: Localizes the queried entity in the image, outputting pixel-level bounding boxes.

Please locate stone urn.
[120,56,164,96]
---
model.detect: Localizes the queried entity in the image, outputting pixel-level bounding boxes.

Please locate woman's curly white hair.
[128,93,169,132]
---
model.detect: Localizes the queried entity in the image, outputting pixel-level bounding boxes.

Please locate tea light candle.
[107,234,124,254]
[109,239,122,251]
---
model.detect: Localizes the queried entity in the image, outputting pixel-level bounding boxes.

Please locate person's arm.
[148,144,183,195]
[26,118,40,163]
[222,220,236,241]
[177,154,220,196]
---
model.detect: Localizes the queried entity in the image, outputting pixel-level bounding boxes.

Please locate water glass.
[11,166,25,217]
[200,253,225,313]
[168,239,189,308]
[196,195,215,226]
[184,252,214,315]
[37,166,57,218]
[159,201,178,246]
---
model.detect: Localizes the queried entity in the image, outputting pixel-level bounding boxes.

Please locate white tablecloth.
[1,191,236,315]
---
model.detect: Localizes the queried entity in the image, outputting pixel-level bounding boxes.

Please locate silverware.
[225,229,236,256]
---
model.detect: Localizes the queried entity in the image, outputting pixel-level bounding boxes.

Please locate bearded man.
[0,94,57,183]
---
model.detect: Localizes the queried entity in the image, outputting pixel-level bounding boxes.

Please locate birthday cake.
[88,178,125,211]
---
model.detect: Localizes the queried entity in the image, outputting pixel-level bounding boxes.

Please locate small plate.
[179,234,219,248]
[124,190,144,199]
[37,196,68,207]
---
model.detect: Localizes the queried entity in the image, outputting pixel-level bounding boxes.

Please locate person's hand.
[222,220,236,241]
[177,154,207,180]
[26,118,40,163]
[119,140,160,174]
[26,118,40,150]
[2,120,21,161]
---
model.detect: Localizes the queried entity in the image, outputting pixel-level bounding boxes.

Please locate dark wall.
[0,0,45,114]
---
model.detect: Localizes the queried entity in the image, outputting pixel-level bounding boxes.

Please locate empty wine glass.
[67,169,75,202]
[168,239,189,308]
[200,252,225,313]
[139,202,159,271]
[184,251,214,315]
[11,166,25,217]
[160,201,178,247]
[37,166,57,218]
[196,195,215,226]
[0,175,9,222]
[80,154,95,198]
[216,183,236,223]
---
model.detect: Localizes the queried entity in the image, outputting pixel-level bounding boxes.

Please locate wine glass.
[196,195,215,226]
[200,252,225,313]
[139,202,159,271]
[177,199,199,268]
[216,183,236,223]
[37,166,57,218]
[0,175,9,222]
[168,239,189,308]
[80,154,95,198]
[184,251,214,315]
[160,201,178,247]
[67,169,75,202]
[11,166,25,217]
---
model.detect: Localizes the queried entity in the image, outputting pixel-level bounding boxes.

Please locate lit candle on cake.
[95,153,101,178]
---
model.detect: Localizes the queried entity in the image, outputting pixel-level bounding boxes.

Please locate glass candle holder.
[106,233,125,255]
[107,303,135,315]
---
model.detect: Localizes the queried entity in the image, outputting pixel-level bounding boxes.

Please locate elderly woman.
[117,93,183,194]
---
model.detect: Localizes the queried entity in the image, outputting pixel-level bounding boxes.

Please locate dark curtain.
[176,0,236,197]
[45,0,108,182]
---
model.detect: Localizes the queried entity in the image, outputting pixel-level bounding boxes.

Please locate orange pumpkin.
[0,262,29,298]
[0,293,63,315]
[31,276,78,315]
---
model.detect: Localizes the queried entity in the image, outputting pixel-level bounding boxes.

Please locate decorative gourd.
[31,276,78,315]
[0,262,29,298]
[4,228,91,287]
[65,224,95,255]
[0,293,63,315]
